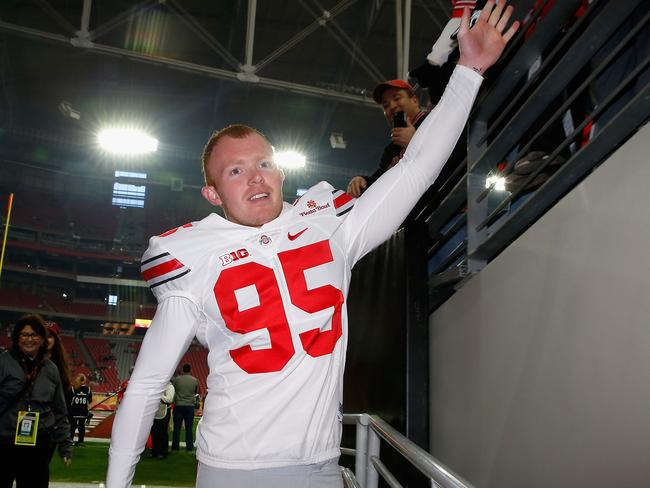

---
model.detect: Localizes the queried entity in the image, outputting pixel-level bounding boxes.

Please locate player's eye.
[229,167,242,176]
[260,160,273,169]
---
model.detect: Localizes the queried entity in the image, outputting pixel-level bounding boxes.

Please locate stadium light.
[98,128,158,155]
[485,175,506,192]
[275,150,306,169]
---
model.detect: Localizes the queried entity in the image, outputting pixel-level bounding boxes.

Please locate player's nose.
[248,169,263,184]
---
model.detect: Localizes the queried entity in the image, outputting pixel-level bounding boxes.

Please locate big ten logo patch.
[219,248,250,267]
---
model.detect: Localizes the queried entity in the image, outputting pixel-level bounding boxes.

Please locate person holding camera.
[346,79,428,197]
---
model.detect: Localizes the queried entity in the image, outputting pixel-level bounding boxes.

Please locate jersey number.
[214,240,343,374]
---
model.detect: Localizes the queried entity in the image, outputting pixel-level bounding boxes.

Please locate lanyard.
[19,355,42,412]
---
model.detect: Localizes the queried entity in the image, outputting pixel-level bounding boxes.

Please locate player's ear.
[201,185,222,207]
[279,168,285,182]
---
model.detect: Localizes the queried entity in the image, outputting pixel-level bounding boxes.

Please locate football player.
[108,3,519,486]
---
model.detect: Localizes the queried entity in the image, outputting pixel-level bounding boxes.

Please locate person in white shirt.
[107,3,519,486]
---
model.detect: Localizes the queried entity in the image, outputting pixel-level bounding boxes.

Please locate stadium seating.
[83,337,120,393]
[138,305,156,320]
[11,190,68,235]
[108,338,208,395]
[69,198,120,241]
[0,286,151,321]
[0,286,45,310]
[113,340,134,380]
[43,292,108,317]
[10,188,121,242]
[60,334,92,383]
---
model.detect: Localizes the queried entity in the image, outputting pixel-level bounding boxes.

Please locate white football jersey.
[107,65,482,487]
[143,184,358,469]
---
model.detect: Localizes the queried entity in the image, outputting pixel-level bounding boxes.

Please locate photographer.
[347,79,428,197]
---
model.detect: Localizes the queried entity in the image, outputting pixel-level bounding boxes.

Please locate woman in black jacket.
[0,314,72,488]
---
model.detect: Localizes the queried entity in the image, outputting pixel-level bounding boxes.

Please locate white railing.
[342,414,474,488]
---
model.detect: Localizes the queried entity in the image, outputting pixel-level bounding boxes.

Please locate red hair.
[201,124,270,186]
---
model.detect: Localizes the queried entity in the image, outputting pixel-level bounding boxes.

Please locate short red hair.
[201,124,270,186]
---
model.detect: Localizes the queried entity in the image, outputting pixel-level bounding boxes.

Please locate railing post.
[355,413,369,487]
[366,425,381,488]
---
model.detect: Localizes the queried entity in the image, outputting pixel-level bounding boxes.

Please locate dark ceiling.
[0,0,452,192]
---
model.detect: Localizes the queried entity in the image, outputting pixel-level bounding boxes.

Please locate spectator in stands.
[171,363,198,452]
[94,368,104,383]
[117,365,134,405]
[150,381,174,459]
[69,373,93,446]
[346,1,480,199]
[347,79,428,197]
[0,314,72,487]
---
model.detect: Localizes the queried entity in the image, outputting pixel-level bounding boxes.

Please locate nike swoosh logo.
[288,228,308,241]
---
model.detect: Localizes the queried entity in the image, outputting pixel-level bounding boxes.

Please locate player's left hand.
[457,0,519,75]
[63,456,72,467]
[391,118,416,148]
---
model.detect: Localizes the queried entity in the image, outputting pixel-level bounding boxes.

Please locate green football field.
[50,443,197,486]
[50,419,200,486]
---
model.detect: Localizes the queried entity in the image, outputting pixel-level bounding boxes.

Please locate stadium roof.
[0,0,451,189]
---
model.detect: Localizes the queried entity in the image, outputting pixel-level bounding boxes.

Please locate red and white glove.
[426,0,477,66]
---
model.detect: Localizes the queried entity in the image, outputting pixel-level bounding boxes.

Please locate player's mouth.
[248,192,270,202]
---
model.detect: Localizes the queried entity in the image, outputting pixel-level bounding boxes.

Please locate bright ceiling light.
[275,150,306,169]
[485,175,506,191]
[98,128,158,155]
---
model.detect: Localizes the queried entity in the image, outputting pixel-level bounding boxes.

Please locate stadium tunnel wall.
[428,123,650,488]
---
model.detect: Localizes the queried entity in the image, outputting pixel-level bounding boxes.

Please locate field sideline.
[50,442,197,486]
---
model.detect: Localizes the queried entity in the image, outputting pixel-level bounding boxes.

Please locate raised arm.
[343,0,519,264]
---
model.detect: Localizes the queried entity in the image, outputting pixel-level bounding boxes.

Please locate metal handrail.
[342,467,362,488]
[370,456,403,488]
[342,413,474,488]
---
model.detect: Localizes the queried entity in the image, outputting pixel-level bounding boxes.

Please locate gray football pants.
[196,458,344,488]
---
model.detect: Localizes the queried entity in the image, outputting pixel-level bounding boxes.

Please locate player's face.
[202,133,285,227]
[381,88,420,123]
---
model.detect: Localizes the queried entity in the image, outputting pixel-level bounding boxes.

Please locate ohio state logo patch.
[258,234,272,246]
